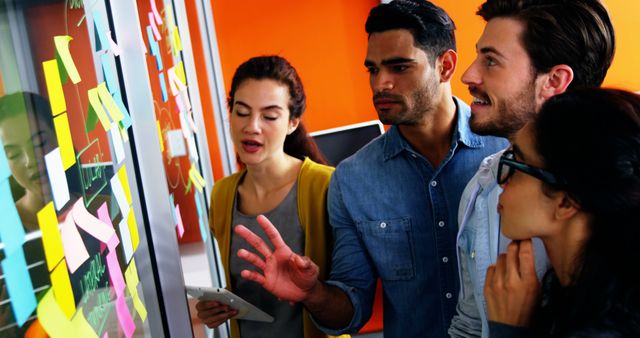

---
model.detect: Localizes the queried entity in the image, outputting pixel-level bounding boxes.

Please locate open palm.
[235,215,319,302]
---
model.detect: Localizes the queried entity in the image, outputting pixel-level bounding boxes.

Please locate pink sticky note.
[72,198,118,246]
[116,296,136,338]
[150,0,163,25]
[106,250,126,298]
[97,202,119,252]
[175,204,185,239]
[149,12,162,41]
[60,213,90,273]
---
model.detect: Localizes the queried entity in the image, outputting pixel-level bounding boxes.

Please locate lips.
[469,87,491,106]
[241,139,263,153]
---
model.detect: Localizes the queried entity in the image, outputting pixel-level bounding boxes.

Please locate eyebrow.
[478,45,505,59]
[364,57,416,68]
[235,100,283,112]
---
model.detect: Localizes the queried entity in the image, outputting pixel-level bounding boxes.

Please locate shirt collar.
[382,96,485,161]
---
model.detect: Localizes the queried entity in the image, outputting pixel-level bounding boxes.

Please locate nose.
[371,70,394,93]
[243,114,261,134]
[461,58,481,86]
[24,146,38,169]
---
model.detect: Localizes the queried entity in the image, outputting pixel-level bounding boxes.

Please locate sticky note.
[97,82,124,123]
[179,110,191,138]
[54,36,81,84]
[186,135,199,163]
[171,27,182,55]
[127,209,139,253]
[88,87,111,131]
[117,166,132,205]
[118,215,134,263]
[146,26,162,70]
[42,59,67,116]
[168,194,177,225]
[156,120,164,152]
[150,0,163,25]
[149,12,162,41]
[116,295,136,338]
[53,113,77,170]
[106,250,125,298]
[92,9,110,52]
[109,33,122,56]
[71,197,118,246]
[110,174,130,217]
[159,72,168,102]
[51,259,76,319]
[0,180,26,255]
[60,213,89,273]
[113,92,132,130]
[195,193,208,241]
[175,61,186,85]
[189,165,206,193]
[180,89,192,112]
[124,259,147,320]
[167,66,185,97]
[175,204,184,239]
[101,53,119,94]
[109,122,125,165]
[1,250,37,326]
[44,148,70,210]
[1,139,10,180]
[37,202,65,271]
[37,289,73,336]
[72,307,99,338]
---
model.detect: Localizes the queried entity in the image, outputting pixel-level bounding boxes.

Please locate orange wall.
[210,0,379,134]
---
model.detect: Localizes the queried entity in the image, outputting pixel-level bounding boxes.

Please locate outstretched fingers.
[234,224,273,258]
[240,269,266,285]
[256,214,287,249]
[237,248,266,271]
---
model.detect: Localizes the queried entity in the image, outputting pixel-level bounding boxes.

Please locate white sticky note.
[186,135,198,162]
[44,148,70,210]
[110,173,130,216]
[118,210,134,263]
[60,213,90,273]
[109,122,125,165]
[166,130,186,158]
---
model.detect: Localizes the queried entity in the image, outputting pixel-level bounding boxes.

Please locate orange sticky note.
[127,209,139,253]
[53,36,81,84]
[37,202,64,271]
[51,260,76,319]
[88,87,111,131]
[53,113,77,170]
[42,59,66,116]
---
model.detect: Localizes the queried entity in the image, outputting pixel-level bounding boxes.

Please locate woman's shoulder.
[300,157,334,178]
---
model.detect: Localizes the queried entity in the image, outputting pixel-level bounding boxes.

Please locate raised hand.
[484,239,542,327]
[234,214,320,303]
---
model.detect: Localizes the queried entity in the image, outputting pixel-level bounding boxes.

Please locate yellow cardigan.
[209,157,334,338]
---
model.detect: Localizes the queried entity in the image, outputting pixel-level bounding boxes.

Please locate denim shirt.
[449,150,551,338]
[316,97,508,338]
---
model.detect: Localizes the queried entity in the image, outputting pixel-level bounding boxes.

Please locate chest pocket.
[356,217,415,281]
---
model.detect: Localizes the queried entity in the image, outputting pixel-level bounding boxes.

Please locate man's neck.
[398,94,457,168]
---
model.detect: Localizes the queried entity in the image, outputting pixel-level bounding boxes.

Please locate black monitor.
[310,120,385,166]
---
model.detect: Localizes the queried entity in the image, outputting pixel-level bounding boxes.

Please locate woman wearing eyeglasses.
[484,87,640,337]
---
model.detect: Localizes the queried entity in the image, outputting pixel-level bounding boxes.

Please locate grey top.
[229,182,304,338]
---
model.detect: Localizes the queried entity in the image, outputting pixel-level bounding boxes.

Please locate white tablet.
[185,285,274,323]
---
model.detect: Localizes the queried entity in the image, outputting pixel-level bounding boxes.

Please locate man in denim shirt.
[233,1,506,337]
[448,1,616,337]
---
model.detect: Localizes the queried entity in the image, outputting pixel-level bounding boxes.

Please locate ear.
[438,49,457,82]
[287,117,300,135]
[553,192,580,221]
[537,64,574,101]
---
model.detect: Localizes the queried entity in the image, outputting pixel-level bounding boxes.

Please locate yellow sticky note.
[37,289,73,336]
[54,36,81,84]
[97,82,124,123]
[72,307,99,338]
[88,87,111,131]
[37,202,64,271]
[51,260,76,319]
[117,166,132,204]
[128,209,139,252]
[156,120,164,152]
[53,113,77,170]
[125,259,148,321]
[189,165,206,192]
[42,59,66,116]
[175,61,186,85]
[172,27,182,54]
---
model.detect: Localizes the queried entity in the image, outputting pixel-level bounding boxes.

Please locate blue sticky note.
[146,26,163,71]
[159,72,168,103]
[2,250,37,326]
[194,193,208,241]
[92,9,110,52]
[0,180,26,255]
[113,92,133,130]
[101,53,119,94]
[0,140,10,180]
[169,194,177,225]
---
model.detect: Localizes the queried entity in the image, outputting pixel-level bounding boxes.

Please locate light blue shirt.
[315,98,508,338]
[449,150,550,338]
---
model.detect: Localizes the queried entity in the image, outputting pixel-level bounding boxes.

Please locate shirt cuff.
[488,321,533,338]
[310,280,365,335]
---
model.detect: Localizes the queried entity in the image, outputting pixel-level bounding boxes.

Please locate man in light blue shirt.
[232,1,506,337]
[448,1,616,337]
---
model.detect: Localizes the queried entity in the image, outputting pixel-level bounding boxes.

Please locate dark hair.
[477,0,615,90]
[533,88,640,336]
[227,55,327,165]
[365,0,456,63]
[0,92,55,130]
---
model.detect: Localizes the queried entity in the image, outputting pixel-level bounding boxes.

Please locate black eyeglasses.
[497,149,566,186]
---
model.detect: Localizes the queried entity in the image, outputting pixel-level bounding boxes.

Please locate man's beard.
[375,82,435,126]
